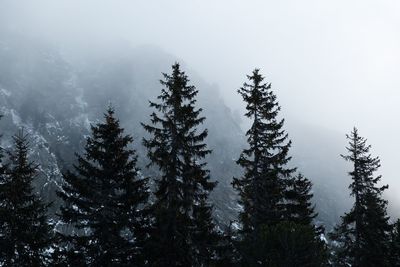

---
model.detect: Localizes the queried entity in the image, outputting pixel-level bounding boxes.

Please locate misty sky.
[1,1,400,199]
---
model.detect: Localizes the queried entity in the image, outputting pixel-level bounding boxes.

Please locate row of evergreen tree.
[0,63,399,266]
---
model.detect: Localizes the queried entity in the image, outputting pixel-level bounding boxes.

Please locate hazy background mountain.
[1,0,399,229]
[0,31,363,230]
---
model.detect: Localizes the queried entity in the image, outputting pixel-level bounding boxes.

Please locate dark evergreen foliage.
[284,173,317,226]
[330,127,392,267]
[232,69,296,233]
[57,107,149,266]
[213,223,238,267]
[0,131,53,266]
[142,63,219,266]
[238,222,328,267]
[232,69,329,266]
[1,65,398,267]
[389,219,400,266]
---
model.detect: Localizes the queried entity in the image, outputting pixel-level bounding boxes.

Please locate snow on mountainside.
[0,34,351,228]
[0,34,244,224]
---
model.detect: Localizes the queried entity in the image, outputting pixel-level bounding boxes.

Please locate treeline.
[0,63,399,266]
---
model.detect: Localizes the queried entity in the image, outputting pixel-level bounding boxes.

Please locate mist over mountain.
[0,32,360,230]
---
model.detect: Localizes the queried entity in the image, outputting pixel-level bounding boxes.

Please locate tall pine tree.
[330,127,392,267]
[232,69,328,266]
[57,107,149,266]
[142,63,219,266]
[0,131,53,266]
[232,69,295,233]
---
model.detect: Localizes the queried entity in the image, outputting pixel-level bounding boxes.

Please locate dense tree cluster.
[0,65,399,266]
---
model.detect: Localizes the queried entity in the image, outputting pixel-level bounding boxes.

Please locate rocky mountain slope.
[0,33,351,229]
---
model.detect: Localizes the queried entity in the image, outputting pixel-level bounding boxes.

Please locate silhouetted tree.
[57,107,149,266]
[0,131,53,266]
[232,69,295,234]
[330,127,391,267]
[232,69,330,265]
[142,63,219,266]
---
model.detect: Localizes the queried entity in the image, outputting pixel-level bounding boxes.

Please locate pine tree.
[330,127,392,267]
[282,173,328,265]
[57,107,149,266]
[142,63,219,266]
[284,173,317,227]
[232,69,295,232]
[232,69,329,265]
[0,131,53,266]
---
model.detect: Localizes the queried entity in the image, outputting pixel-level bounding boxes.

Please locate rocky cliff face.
[0,33,351,229]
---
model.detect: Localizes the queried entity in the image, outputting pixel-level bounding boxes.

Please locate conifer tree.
[232,69,295,233]
[57,107,149,266]
[232,70,329,265]
[281,173,328,266]
[330,127,392,267]
[142,63,219,266]
[284,173,317,227]
[0,131,53,266]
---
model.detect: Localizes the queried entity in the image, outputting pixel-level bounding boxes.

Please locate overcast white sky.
[2,0,400,199]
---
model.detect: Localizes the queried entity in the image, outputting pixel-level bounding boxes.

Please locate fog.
[1,1,400,206]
